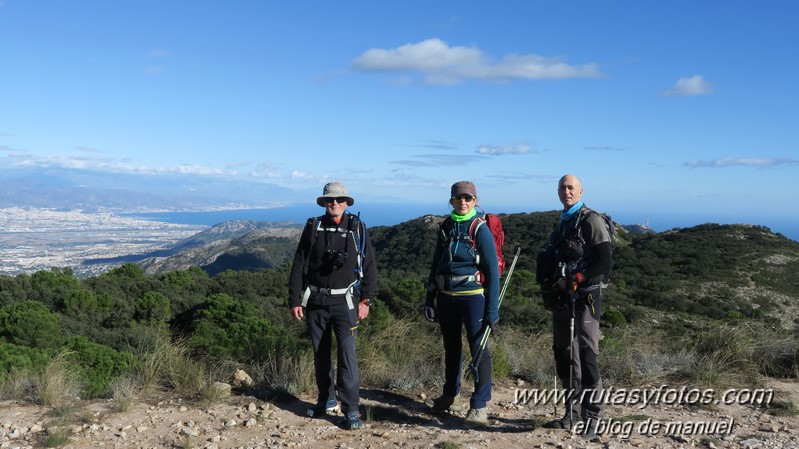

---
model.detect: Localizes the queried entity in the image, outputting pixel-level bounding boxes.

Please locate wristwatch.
[361,298,372,307]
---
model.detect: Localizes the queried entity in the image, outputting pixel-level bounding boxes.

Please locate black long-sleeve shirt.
[288,212,377,307]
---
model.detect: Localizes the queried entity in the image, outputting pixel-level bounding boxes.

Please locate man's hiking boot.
[464,407,488,427]
[424,394,462,412]
[307,399,340,418]
[580,430,600,442]
[343,411,363,430]
[543,414,575,429]
[580,417,601,441]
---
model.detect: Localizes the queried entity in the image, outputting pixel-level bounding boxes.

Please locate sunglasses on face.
[451,195,475,202]
[324,197,348,204]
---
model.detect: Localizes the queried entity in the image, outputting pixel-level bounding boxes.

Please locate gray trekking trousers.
[552,291,604,421]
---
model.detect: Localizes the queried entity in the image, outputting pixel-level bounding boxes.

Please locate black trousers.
[306,300,360,414]
[437,292,493,409]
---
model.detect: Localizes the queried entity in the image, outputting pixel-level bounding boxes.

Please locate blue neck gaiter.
[561,201,584,221]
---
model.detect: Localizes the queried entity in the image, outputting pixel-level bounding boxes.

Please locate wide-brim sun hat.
[316,181,355,207]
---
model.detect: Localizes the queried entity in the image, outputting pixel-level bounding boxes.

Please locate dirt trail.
[2,379,798,448]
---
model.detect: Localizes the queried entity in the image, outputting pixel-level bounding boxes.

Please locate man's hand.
[358,300,370,320]
[290,306,304,321]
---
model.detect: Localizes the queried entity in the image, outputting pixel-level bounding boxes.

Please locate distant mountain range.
[0,167,305,211]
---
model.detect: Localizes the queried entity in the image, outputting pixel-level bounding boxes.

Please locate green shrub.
[189,293,305,362]
[0,341,52,374]
[603,306,627,328]
[64,336,135,398]
[0,300,62,349]
[63,289,99,317]
[135,291,172,324]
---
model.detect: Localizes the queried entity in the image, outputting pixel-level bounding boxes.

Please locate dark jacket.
[288,213,377,307]
[536,204,612,287]
[426,212,500,323]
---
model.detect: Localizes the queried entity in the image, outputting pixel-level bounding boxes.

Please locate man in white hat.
[288,181,378,430]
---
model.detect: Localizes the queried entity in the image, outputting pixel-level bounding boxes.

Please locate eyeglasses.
[451,195,475,202]
[324,197,348,204]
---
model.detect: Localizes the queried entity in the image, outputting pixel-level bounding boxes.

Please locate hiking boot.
[343,411,363,430]
[581,417,601,441]
[580,430,600,442]
[306,398,340,418]
[464,407,488,427]
[542,414,575,429]
[424,394,463,412]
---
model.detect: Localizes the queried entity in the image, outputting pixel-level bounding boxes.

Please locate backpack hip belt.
[308,284,351,296]
[448,273,482,284]
[301,280,361,310]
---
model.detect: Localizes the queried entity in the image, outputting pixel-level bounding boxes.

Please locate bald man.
[535,174,612,441]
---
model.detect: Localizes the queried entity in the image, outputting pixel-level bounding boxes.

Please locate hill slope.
[138,213,799,325]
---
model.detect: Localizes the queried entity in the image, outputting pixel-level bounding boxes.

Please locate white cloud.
[169,164,225,175]
[414,140,460,151]
[3,152,248,177]
[75,146,103,153]
[290,170,313,179]
[476,145,531,155]
[352,38,603,85]
[685,157,799,168]
[584,146,625,152]
[250,163,281,178]
[663,75,714,96]
[146,48,169,58]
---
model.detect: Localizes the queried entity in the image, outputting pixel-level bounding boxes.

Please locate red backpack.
[469,213,506,275]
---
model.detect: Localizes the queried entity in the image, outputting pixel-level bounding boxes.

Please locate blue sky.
[1,1,797,239]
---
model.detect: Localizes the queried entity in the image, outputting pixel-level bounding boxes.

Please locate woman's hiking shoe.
[464,407,488,426]
[424,394,462,412]
[343,411,364,430]
[306,399,340,418]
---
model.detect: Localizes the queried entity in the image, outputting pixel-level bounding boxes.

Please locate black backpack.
[302,212,366,281]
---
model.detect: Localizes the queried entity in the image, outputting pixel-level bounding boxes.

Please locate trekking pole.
[568,278,578,429]
[466,247,521,383]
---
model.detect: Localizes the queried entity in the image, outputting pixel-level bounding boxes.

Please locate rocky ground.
[2,379,798,449]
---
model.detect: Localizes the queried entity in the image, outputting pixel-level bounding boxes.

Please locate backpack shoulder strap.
[347,212,366,279]
[347,212,365,254]
[302,216,321,276]
[468,215,487,242]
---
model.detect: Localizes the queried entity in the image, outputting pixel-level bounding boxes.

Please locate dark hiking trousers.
[552,292,604,421]
[306,301,360,414]
[437,292,492,409]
